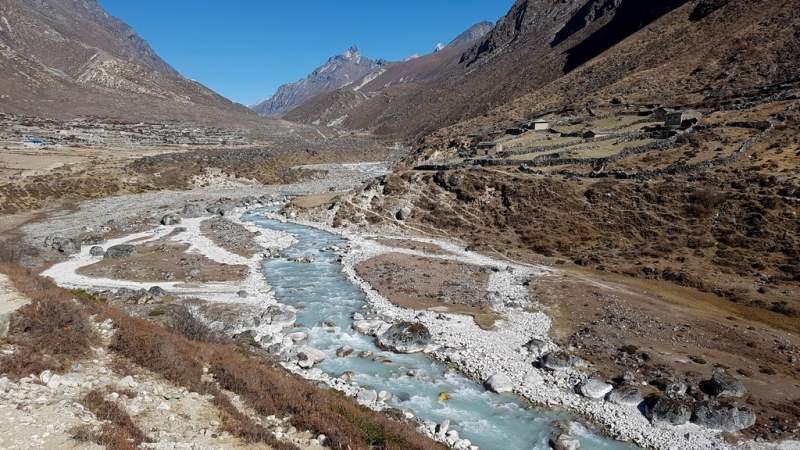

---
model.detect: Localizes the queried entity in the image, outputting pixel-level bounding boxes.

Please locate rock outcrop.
[375,322,431,353]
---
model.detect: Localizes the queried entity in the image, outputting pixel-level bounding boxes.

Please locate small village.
[0,112,250,150]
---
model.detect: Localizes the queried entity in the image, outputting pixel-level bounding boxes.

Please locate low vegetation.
[0,264,442,450]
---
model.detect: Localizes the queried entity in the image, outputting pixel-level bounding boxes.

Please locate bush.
[76,389,151,449]
[0,266,96,378]
[687,189,725,217]
[619,344,639,355]
[165,304,220,343]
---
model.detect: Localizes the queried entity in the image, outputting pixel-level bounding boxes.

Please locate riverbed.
[247,211,637,450]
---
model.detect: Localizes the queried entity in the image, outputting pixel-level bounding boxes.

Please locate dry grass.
[0,264,97,378]
[104,298,443,450]
[71,389,152,450]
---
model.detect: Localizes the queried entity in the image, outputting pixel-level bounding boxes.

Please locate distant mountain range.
[250,23,495,118]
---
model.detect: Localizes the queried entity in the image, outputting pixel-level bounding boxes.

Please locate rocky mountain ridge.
[252,22,494,119]
[250,45,390,117]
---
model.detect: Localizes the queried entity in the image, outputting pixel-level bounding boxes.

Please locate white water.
[247,212,639,450]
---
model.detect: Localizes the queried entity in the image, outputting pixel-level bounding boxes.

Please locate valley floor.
[1,162,798,450]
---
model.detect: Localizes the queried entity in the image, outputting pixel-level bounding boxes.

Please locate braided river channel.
[246,211,637,450]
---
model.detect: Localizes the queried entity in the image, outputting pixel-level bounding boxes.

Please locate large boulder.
[576,378,613,399]
[484,373,514,393]
[353,319,389,335]
[644,395,692,427]
[206,204,236,216]
[265,305,296,327]
[44,232,63,248]
[89,246,105,257]
[105,244,137,259]
[691,400,756,432]
[182,204,205,216]
[57,239,81,255]
[540,351,573,371]
[281,345,326,369]
[396,206,412,221]
[550,433,581,450]
[607,387,644,407]
[376,321,431,353]
[161,214,181,226]
[701,371,746,398]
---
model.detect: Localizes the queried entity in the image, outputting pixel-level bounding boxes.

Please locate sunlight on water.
[245,211,638,450]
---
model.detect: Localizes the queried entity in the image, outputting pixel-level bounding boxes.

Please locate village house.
[532,119,550,131]
[665,109,702,127]
[475,141,503,156]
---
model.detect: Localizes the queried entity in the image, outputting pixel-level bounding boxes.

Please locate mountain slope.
[289,0,787,140]
[250,45,390,117]
[0,0,262,127]
[443,21,494,50]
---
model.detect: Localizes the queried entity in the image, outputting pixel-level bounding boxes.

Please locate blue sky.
[98,1,512,106]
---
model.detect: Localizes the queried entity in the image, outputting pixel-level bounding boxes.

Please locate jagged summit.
[252,45,390,117]
[342,44,361,60]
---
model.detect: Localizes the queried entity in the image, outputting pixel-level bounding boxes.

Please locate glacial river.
[246,212,638,450]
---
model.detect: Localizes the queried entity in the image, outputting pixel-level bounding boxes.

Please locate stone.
[286,332,309,343]
[104,244,137,259]
[434,419,450,440]
[265,306,296,327]
[550,433,581,450]
[396,206,412,221]
[607,387,644,406]
[353,319,387,335]
[691,400,756,432]
[57,239,81,255]
[283,345,326,369]
[357,350,373,359]
[185,267,201,277]
[161,214,181,226]
[39,370,53,384]
[59,373,84,388]
[0,314,10,339]
[336,346,354,357]
[340,371,356,382]
[89,246,105,257]
[182,204,204,216]
[541,351,573,371]
[0,377,10,392]
[523,337,552,357]
[484,373,514,394]
[44,232,63,248]
[644,395,692,426]
[356,389,378,405]
[701,371,747,398]
[377,390,392,403]
[236,290,249,298]
[149,286,168,299]
[438,392,451,401]
[80,236,106,246]
[577,378,613,399]
[376,321,431,353]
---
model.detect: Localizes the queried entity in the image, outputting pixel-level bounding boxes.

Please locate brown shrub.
[108,310,204,391]
[0,265,96,378]
[166,304,220,343]
[687,189,725,217]
[78,389,151,448]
